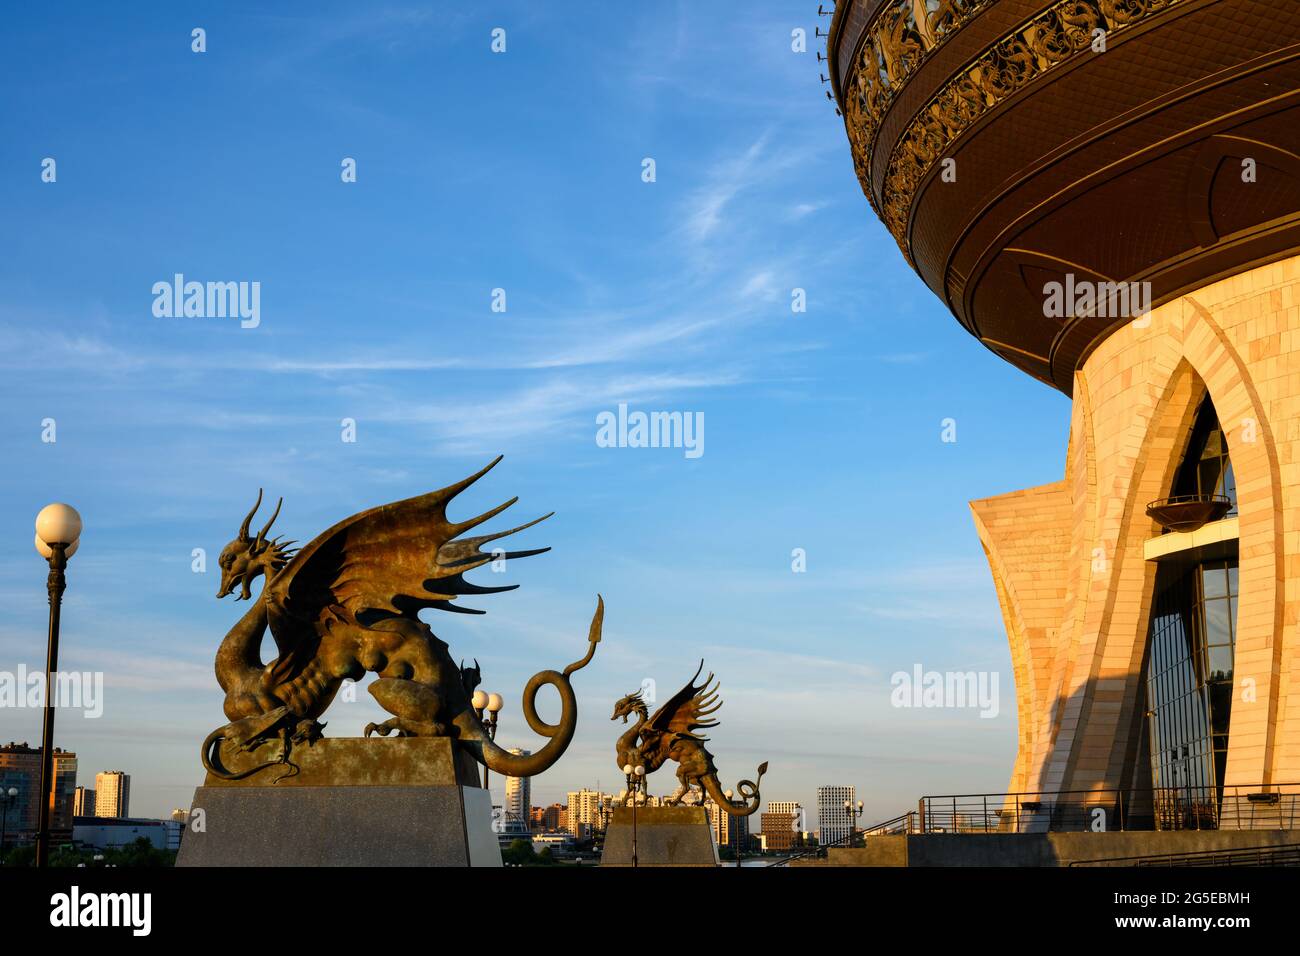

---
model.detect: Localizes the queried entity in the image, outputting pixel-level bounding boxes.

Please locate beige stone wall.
[970,483,1070,795]
[973,254,1300,798]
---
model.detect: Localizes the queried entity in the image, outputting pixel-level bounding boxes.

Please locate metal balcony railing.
[913,784,1300,833]
[1145,493,1233,532]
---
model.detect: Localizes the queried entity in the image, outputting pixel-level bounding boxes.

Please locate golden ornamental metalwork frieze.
[843,0,1186,260]
[844,0,994,216]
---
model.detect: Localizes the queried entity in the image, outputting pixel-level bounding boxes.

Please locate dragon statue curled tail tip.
[199,456,602,783]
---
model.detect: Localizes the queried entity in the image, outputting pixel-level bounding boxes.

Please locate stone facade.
[972,255,1300,800]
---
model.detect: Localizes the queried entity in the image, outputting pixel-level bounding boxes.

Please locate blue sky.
[0,2,1071,826]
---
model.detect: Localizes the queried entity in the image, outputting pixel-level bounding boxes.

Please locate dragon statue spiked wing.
[203,456,602,782]
[612,661,767,816]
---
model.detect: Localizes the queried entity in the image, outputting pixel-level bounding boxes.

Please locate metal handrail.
[764,822,870,867]
[862,810,917,836]
[1070,842,1300,867]
[764,808,925,867]
[767,784,1300,865]
[915,784,1300,833]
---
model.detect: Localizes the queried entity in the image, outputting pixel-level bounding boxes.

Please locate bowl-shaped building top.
[828,0,1300,393]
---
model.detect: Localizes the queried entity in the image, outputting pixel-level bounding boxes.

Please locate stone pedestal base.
[176,736,500,867]
[600,805,718,867]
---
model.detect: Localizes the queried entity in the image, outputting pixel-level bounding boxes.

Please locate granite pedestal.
[600,805,719,866]
[176,736,501,867]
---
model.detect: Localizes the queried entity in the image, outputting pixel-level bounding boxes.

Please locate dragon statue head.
[611,690,647,723]
[216,489,297,600]
[459,658,482,698]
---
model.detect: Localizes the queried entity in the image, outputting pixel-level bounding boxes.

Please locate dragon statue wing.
[644,660,722,742]
[261,455,548,688]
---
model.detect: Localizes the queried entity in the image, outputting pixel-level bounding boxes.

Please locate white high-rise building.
[816,785,855,847]
[565,788,609,837]
[503,749,531,830]
[94,771,130,818]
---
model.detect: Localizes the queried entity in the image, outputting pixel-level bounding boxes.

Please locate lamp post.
[473,690,503,790]
[623,762,645,868]
[1,786,19,858]
[724,788,744,867]
[33,502,82,868]
[595,798,607,851]
[844,798,864,848]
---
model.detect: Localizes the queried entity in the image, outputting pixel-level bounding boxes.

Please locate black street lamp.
[1,786,19,858]
[843,798,864,847]
[722,788,744,868]
[622,762,645,868]
[33,502,82,869]
[472,690,503,790]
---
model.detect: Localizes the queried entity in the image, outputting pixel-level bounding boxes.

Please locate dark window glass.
[1143,558,1239,829]
[1209,685,1232,734]
[1203,566,1228,599]
[1204,599,1231,645]
[1206,644,1233,683]
[1170,398,1237,515]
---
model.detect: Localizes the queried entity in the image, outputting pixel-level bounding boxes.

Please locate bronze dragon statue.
[201,456,602,782]
[611,662,766,815]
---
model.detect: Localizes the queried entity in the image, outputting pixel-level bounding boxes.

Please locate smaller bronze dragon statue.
[611,662,767,815]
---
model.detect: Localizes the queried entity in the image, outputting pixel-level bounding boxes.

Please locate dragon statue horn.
[450,595,603,778]
[239,489,264,541]
[255,497,283,549]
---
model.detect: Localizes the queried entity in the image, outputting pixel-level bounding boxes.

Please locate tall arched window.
[1142,396,1239,829]
[1169,398,1237,515]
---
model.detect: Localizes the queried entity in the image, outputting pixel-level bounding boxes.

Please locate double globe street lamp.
[33,502,82,868]
[844,798,864,848]
[472,689,504,790]
[622,762,646,868]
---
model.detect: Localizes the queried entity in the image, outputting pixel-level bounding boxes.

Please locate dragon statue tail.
[452,595,603,779]
[701,760,769,817]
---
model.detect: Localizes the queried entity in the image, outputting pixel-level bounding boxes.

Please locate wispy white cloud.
[681,132,772,244]
[790,200,830,219]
